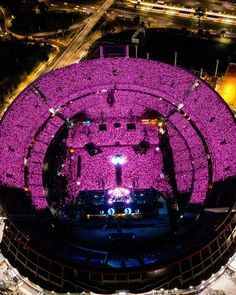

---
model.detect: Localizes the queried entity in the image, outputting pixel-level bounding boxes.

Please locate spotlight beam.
[115,163,122,186]
[111,154,125,186]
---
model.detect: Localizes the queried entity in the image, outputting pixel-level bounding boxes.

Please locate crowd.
[0,58,235,211]
[168,111,209,204]
[168,122,193,193]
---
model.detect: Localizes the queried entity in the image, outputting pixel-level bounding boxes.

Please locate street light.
[174,51,177,67]
[215,59,219,77]
[135,44,138,58]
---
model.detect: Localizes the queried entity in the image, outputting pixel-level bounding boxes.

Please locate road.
[30,22,86,38]
[0,6,7,33]
[118,1,236,35]
[1,0,235,101]
[48,0,115,70]
[112,7,236,34]
[132,0,236,13]
[168,0,236,13]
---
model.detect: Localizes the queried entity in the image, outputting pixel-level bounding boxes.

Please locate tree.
[133,15,141,26]
[25,0,39,10]
[2,0,24,17]
[101,22,115,37]
[194,7,205,30]
[38,2,48,14]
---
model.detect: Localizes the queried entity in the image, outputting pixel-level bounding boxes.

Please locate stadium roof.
[219,63,236,107]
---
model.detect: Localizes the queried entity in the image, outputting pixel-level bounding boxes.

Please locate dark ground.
[88,28,236,75]
[0,39,53,106]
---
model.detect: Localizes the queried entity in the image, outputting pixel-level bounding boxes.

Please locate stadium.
[0,57,236,294]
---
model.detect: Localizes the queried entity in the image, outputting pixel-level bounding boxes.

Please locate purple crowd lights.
[0,58,235,211]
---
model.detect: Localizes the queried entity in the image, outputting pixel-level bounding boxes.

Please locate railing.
[1,208,236,293]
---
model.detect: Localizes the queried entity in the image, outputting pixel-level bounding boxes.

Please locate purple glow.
[107,187,131,204]
[0,58,235,212]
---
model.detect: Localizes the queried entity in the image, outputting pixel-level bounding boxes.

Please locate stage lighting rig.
[107,187,131,204]
[133,140,150,155]
[99,124,107,132]
[107,89,115,106]
[85,142,102,156]
[127,123,136,131]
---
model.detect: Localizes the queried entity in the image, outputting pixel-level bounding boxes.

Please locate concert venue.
[0,57,236,294]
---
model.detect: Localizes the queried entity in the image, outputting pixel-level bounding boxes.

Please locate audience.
[0,58,235,210]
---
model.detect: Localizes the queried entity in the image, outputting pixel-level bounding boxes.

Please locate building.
[219,63,236,109]
[0,58,236,294]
